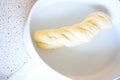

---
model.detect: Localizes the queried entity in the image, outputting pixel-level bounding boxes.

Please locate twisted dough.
[33,12,112,50]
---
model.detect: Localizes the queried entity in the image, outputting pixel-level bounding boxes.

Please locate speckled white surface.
[0,0,35,80]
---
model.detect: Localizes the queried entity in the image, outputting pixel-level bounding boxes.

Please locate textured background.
[0,0,36,80]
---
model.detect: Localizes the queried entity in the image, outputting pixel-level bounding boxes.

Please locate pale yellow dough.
[33,12,112,50]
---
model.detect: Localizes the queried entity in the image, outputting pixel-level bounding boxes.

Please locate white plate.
[24,0,120,80]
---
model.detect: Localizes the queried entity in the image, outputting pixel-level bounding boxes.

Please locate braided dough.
[33,12,112,50]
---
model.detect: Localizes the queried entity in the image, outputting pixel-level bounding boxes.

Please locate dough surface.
[33,12,112,50]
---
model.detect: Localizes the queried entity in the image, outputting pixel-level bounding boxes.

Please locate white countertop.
[0,0,36,80]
